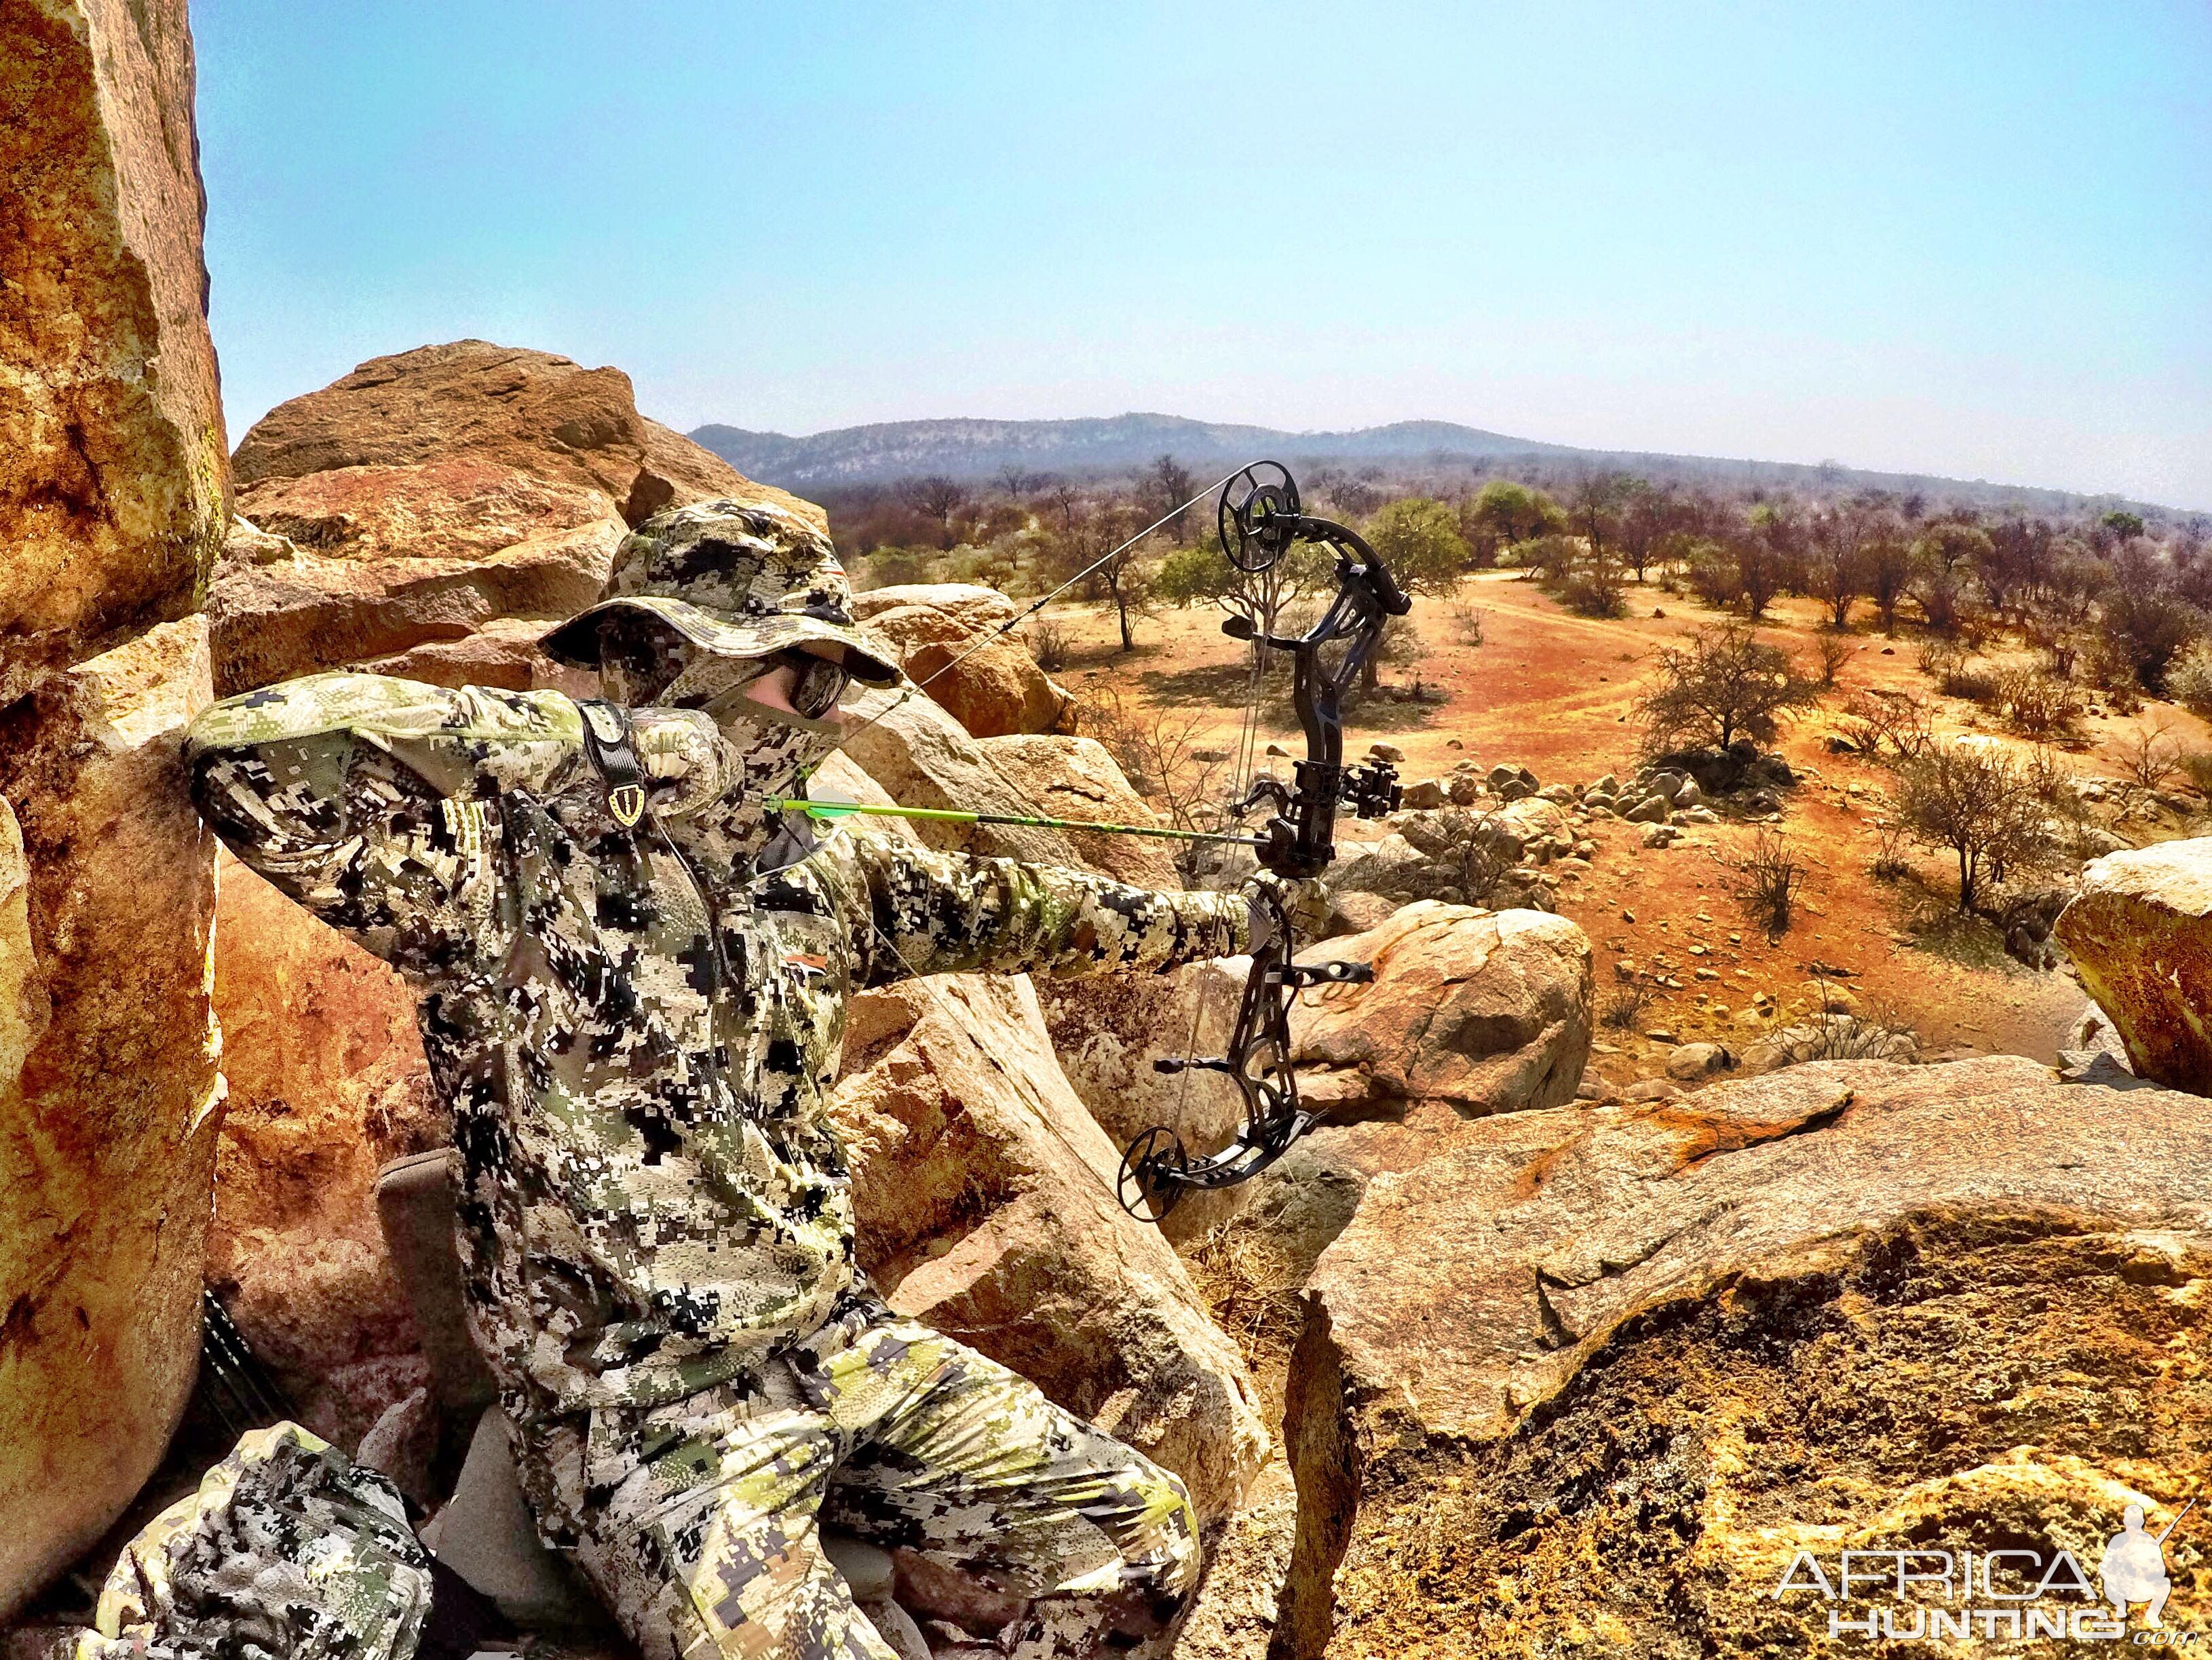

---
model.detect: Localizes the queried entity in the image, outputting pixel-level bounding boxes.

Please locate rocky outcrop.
[839,683,1095,868]
[211,341,807,693]
[1291,903,1591,1115]
[206,855,448,1450]
[0,0,230,707]
[0,621,223,1617]
[972,734,1180,890]
[832,973,1269,1526]
[1274,1056,2212,1657]
[231,341,816,533]
[852,583,1072,739]
[0,1,227,1615]
[209,516,621,695]
[1032,958,1249,1241]
[2055,837,2212,1093]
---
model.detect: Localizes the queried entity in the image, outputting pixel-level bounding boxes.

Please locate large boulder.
[1290,902,1592,1115]
[832,973,1270,1526]
[0,0,230,707]
[206,855,448,1450]
[852,583,1072,739]
[231,340,817,531]
[209,518,622,695]
[212,341,812,693]
[0,621,222,1617]
[1274,1056,2212,1657]
[972,734,1180,890]
[1031,957,1249,1241]
[839,683,1095,869]
[0,0,227,1614]
[2055,838,2212,1094]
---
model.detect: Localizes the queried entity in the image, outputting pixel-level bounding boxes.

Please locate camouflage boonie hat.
[542,497,900,684]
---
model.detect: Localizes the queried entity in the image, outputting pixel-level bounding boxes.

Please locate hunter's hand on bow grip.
[628,708,727,816]
[1242,872,1331,955]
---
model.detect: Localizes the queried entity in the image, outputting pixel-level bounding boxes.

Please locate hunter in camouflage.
[188,499,1267,1659]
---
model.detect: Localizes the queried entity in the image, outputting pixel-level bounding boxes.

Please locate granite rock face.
[0,0,228,1614]
[0,0,231,706]
[1274,1056,2212,1657]
[0,620,223,1617]
[2056,837,2212,1094]
[211,341,807,693]
[230,339,813,532]
[206,855,449,1450]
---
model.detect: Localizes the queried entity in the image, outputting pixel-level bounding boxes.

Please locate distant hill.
[687,412,2165,516]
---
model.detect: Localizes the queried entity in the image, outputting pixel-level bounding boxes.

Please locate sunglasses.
[781,652,852,720]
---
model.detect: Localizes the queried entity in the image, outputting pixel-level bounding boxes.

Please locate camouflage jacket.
[187,674,1251,1415]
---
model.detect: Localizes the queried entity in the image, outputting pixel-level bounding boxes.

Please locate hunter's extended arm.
[845,836,1253,988]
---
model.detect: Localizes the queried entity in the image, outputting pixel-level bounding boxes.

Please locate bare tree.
[901,475,972,550]
[995,465,1037,499]
[1147,454,1196,543]
[1890,742,2059,912]
[1806,498,1885,628]
[1045,480,1082,536]
[1637,622,1818,755]
[1056,503,1153,651]
[1865,534,1913,634]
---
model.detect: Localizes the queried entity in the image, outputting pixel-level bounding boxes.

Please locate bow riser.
[1115,465,1412,1222]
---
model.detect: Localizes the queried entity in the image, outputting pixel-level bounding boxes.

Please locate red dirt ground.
[1048,571,2212,1074]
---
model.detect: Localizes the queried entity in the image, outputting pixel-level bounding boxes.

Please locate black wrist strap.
[576,698,649,828]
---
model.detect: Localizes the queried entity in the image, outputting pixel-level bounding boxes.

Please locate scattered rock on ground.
[1664,1040,1734,1081]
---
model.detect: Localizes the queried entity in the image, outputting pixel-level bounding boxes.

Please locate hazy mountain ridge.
[688,412,2165,515]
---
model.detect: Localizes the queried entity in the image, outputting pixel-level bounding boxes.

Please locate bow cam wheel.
[1218,462,1301,574]
[1117,1125,1189,1222]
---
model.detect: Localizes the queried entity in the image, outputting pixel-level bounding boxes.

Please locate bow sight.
[1116,461,1413,1222]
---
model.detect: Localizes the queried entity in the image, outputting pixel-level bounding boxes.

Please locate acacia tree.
[1806,499,1884,628]
[1637,622,1818,755]
[1616,481,1679,582]
[1911,522,1993,635]
[1464,479,1563,558]
[1357,497,1472,685]
[1866,533,1914,633]
[1735,504,1799,619]
[1056,502,1153,651]
[1892,741,2058,912]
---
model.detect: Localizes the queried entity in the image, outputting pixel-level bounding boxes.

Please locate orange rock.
[2057,838,2212,1094]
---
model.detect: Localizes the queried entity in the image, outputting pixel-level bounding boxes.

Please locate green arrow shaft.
[764,796,1263,847]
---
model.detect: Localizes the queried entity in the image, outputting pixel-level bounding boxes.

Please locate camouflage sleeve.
[183,672,588,980]
[845,836,1253,987]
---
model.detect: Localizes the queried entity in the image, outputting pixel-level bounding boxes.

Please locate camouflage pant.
[514,1296,1204,1660]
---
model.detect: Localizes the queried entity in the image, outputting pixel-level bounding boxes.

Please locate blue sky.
[194,2,2211,507]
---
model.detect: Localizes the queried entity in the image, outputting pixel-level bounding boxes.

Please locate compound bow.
[1113,461,1411,1221]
